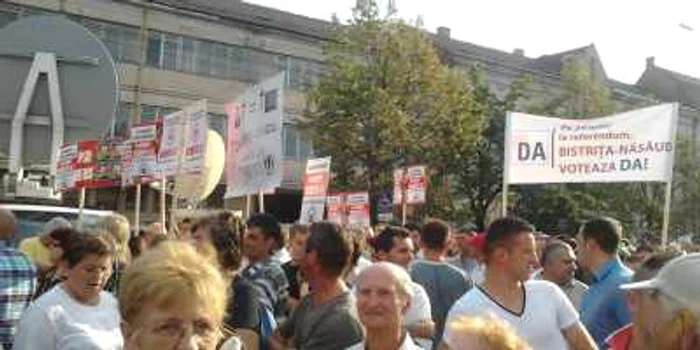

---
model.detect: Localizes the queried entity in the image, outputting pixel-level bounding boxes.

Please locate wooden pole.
[134,183,141,232]
[245,195,251,218]
[160,178,167,232]
[661,180,673,248]
[501,183,508,217]
[77,187,86,229]
[258,191,265,213]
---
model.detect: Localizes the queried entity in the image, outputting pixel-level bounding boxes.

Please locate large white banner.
[504,104,678,184]
[225,73,284,198]
[299,157,331,224]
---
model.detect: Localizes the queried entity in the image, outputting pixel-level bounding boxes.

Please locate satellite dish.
[0,15,118,197]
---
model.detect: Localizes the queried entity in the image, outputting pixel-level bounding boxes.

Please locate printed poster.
[299,157,331,224]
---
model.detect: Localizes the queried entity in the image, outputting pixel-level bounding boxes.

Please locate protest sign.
[159,111,186,177]
[393,169,404,205]
[504,104,678,184]
[117,141,134,187]
[346,191,371,227]
[130,123,159,183]
[225,73,284,198]
[406,165,427,204]
[299,157,331,224]
[89,139,121,188]
[181,100,208,174]
[74,140,99,188]
[327,193,346,226]
[224,102,241,193]
[55,144,77,192]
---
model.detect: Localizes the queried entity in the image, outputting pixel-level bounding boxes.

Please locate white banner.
[299,157,331,224]
[406,165,427,204]
[504,104,678,184]
[181,100,208,174]
[55,144,77,192]
[159,111,186,177]
[225,73,284,198]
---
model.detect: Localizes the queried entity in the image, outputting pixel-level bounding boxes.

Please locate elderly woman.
[119,240,235,350]
[96,214,131,295]
[13,232,122,349]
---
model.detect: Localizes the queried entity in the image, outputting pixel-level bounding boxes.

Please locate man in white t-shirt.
[443,217,596,350]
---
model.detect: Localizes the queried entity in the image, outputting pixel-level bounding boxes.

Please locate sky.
[246,0,700,84]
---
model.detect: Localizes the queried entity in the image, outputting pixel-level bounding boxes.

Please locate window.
[195,41,212,75]
[0,10,17,28]
[283,124,298,158]
[179,37,196,72]
[211,43,229,77]
[162,33,180,71]
[146,31,163,67]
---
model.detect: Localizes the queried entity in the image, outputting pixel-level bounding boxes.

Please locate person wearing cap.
[576,217,633,348]
[19,217,73,271]
[447,223,485,283]
[444,217,596,350]
[613,252,700,350]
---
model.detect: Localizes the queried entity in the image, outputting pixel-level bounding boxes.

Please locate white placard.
[504,104,678,184]
[225,73,284,198]
[299,157,332,224]
[159,111,186,177]
[181,100,208,174]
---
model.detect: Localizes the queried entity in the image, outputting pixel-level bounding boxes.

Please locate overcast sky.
[246,0,700,84]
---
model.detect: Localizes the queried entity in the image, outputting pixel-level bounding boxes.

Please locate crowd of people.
[1,206,699,350]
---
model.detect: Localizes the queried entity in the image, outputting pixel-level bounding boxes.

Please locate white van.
[0,204,113,247]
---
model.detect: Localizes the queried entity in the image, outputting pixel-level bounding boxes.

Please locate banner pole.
[134,183,141,233]
[661,180,673,248]
[502,111,512,218]
[77,187,86,229]
[245,195,251,218]
[501,183,508,217]
[258,190,265,213]
[160,177,167,234]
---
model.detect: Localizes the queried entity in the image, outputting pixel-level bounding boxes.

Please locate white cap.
[620,252,700,310]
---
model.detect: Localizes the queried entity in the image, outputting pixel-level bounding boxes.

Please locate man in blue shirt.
[576,216,633,348]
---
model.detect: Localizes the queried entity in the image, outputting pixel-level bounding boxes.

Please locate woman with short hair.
[119,240,235,350]
[96,213,131,295]
[13,232,122,349]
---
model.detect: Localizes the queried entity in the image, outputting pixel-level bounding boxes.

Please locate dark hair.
[484,217,535,260]
[373,226,411,253]
[305,221,353,278]
[580,216,622,255]
[195,212,244,272]
[541,239,574,266]
[404,222,421,232]
[633,250,684,282]
[62,232,115,268]
[289,223,309,239]
[49,227,79,251]
[420,219,450,250]
[246,213,284,250]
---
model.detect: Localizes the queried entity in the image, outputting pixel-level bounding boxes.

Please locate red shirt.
[606,323,634,350]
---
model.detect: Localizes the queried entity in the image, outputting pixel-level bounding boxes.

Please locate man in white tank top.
[443,217,596,350]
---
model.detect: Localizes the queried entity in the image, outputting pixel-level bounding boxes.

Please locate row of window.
[1,6,324,89]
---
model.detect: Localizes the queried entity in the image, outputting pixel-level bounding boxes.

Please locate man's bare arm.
[562,322,597,350]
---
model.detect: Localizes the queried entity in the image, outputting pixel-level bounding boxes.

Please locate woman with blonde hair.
[119,240,239,349]
[441,315,532,350]
[96,213,131,295]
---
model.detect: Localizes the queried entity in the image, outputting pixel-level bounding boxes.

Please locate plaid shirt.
[240,257,289,317]
[0,247,37,350]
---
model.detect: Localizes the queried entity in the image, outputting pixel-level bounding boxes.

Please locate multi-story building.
[1,0,697,223]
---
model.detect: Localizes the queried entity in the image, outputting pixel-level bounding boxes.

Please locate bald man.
[348,262,422,350]
[0,209,37,349]
[540,240,588,310]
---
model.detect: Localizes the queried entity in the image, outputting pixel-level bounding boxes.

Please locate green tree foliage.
[452,69,530,229]
[298,0,484,221]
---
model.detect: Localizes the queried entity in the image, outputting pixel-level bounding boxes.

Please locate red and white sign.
[346,191,371,227]
[55,144,78,192]
[393,169,405,205]
[159,111,186,177]
[182,100,208,174]
[74,140,99,188]
[327,193,345,226]
[130,123,159,183]
[224,102,241,193]
[299,157,332,224]
[406,165,427,204]
[118,141,134,187]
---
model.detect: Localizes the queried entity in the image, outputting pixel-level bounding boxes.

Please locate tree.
[298,0,484,222]
[452,68,530,229]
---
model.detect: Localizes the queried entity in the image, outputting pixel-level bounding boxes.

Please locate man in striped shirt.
[0,209,36,350]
